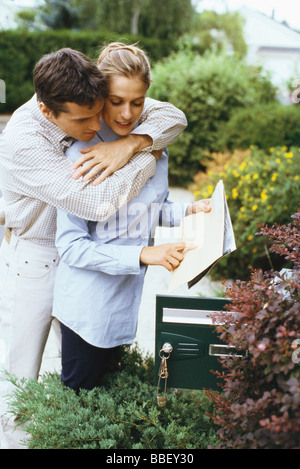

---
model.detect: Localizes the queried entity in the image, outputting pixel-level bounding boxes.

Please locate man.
[0,48,187,448]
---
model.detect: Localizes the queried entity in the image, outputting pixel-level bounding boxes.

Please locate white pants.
[0,233,61,449]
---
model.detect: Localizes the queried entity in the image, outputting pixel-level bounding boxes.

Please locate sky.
[11,0,300,31]
[194,0,300,30]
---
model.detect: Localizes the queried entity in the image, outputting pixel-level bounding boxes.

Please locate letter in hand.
[140,242,197,272]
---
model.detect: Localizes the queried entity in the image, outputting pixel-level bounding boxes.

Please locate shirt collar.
[29,94,73,147]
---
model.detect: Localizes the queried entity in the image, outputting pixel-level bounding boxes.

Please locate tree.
[186,10,247,57]
[31,0,196,38]
[14,8,39,31]
[38,0,80,30]
[93,0,146,35]
[139,0,195,39]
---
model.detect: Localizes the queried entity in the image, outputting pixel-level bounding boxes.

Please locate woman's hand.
[140,242,196,272]
[185,199,212,216]
[71,134,153,186]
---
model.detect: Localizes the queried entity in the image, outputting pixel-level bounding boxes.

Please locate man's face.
[40,99,105,141]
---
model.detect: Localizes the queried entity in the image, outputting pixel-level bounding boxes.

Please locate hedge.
[215,102,300,152]
[0,29,177,113]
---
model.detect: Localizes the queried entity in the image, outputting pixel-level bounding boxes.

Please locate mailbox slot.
[162,307,214,325]
[209,344,247,358]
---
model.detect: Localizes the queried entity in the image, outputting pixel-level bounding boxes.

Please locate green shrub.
[216,103,300,152]
[190,146,300,280]
[0,29,176,113]
[6,346,219,449]
[149,50,277,185]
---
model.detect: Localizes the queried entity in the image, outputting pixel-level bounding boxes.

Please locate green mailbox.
[155,294,236,393]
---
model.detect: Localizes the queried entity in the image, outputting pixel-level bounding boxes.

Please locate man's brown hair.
[33,48,108,116]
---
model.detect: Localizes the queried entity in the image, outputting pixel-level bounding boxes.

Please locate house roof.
[240,6,300,49]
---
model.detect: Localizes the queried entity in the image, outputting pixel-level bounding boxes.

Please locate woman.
[52,43,211,392]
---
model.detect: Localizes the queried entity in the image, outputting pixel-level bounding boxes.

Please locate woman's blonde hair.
[97,42,152,89]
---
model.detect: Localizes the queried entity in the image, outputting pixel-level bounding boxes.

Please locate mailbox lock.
[161,342,173,355]
[157,343,173,407]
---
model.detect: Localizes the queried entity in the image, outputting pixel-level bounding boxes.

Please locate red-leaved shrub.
[206,211,300,449]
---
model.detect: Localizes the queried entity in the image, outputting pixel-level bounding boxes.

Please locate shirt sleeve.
[131,98,187,151]
[12,132,156,222]
[55,210,143,275]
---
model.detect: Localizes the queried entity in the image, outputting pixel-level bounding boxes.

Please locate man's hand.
[71,134,153,186]
[151,149,163,160]
[185,199,212,216]
[140,242,197,272]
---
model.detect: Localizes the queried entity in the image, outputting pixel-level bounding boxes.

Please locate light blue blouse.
[52,119,186,348]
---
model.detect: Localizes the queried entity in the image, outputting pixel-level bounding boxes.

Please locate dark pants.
[60,322,121,392]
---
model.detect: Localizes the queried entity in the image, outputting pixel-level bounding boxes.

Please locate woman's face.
[102,74,148,136]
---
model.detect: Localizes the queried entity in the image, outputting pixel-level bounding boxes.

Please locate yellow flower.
[276,158,281,164]
[282,146,287,151]
[253,173,259,180]
[294,175,299,181]
[269,147,274,153]
[252,204,258,211]
[261,190,268,202]
[232,187,239,199]
[194,190,201,198]
[239,161,247,171]
[271,173,278,182]
[245,174,251,180]
[267,205,272,211]
[248,234,253,241]
[285,151,293,159]
[252,247,257,253]
[207,185,214,195]
[232,169,239,178]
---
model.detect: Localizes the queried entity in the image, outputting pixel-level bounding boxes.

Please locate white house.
[239,6,300,103]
